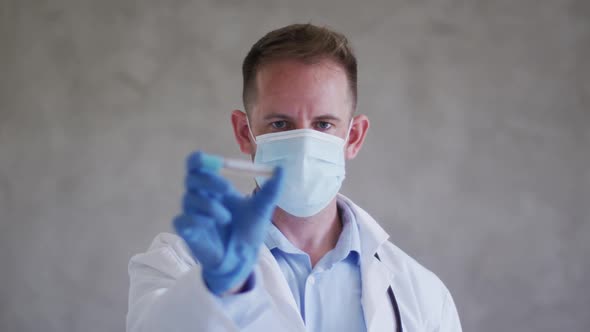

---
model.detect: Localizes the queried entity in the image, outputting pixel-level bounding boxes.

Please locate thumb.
[231,167,284,242]
[250,167,284,216]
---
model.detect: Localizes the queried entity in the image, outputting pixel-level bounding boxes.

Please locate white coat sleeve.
[126,233,291,332]
[436,289,462,332]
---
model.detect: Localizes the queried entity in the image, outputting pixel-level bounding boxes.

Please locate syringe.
[200,153,275,177]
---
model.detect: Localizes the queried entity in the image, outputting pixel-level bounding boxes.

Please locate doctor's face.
[249,58,353,138]
[232,58,368,160]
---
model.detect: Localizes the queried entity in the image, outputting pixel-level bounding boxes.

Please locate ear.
[345,114,370,160]
[231,110,256,155]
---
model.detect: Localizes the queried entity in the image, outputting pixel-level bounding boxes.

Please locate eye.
[316,121,332,130]
[271,121,288,129]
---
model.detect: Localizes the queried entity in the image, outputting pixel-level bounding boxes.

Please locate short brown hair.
[242,23,357,113]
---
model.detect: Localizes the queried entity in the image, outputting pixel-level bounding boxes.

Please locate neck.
[272,197,342,267]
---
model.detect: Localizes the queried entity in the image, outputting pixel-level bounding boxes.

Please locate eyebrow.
[262,113,343,122]
[313,115,342,123]
[263,113,293,121]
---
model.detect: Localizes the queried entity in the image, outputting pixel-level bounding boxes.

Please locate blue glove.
[173,151,284,295]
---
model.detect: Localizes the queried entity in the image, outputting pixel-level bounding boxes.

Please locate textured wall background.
[1,0,589,331]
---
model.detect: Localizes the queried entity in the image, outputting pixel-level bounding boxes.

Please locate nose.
[293,119,312,130]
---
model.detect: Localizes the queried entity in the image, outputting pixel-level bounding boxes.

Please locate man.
[127,24,462,332]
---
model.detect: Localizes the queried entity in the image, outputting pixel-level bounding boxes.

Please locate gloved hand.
[173,151,284,295]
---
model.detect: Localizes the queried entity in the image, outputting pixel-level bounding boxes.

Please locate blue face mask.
[249,122,351,217]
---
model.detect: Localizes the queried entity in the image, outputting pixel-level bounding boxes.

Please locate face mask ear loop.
[343,120,354,145]
[245,114,257,144]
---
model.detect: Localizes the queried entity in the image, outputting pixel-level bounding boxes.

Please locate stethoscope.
[374,253,403,332]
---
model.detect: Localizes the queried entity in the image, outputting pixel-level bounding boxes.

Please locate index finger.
[187,151,223,174]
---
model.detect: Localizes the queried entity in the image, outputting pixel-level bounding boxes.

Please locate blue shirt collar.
[265,199,362,266]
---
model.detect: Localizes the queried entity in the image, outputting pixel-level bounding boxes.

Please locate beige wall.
[1,0,589,331]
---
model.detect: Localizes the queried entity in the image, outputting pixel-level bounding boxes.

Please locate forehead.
[252,58,352,118]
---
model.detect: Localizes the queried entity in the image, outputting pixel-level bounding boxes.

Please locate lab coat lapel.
[361,254,396,332]
[337,194,397,331]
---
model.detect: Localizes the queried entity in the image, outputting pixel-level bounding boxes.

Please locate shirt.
[218,200,366,331]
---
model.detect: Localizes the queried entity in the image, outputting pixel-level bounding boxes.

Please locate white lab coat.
[127,194,462,332]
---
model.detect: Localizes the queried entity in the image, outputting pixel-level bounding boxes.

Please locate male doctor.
[127,24,462,331]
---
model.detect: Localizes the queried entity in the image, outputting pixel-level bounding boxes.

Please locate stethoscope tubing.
[374,253,403,332]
